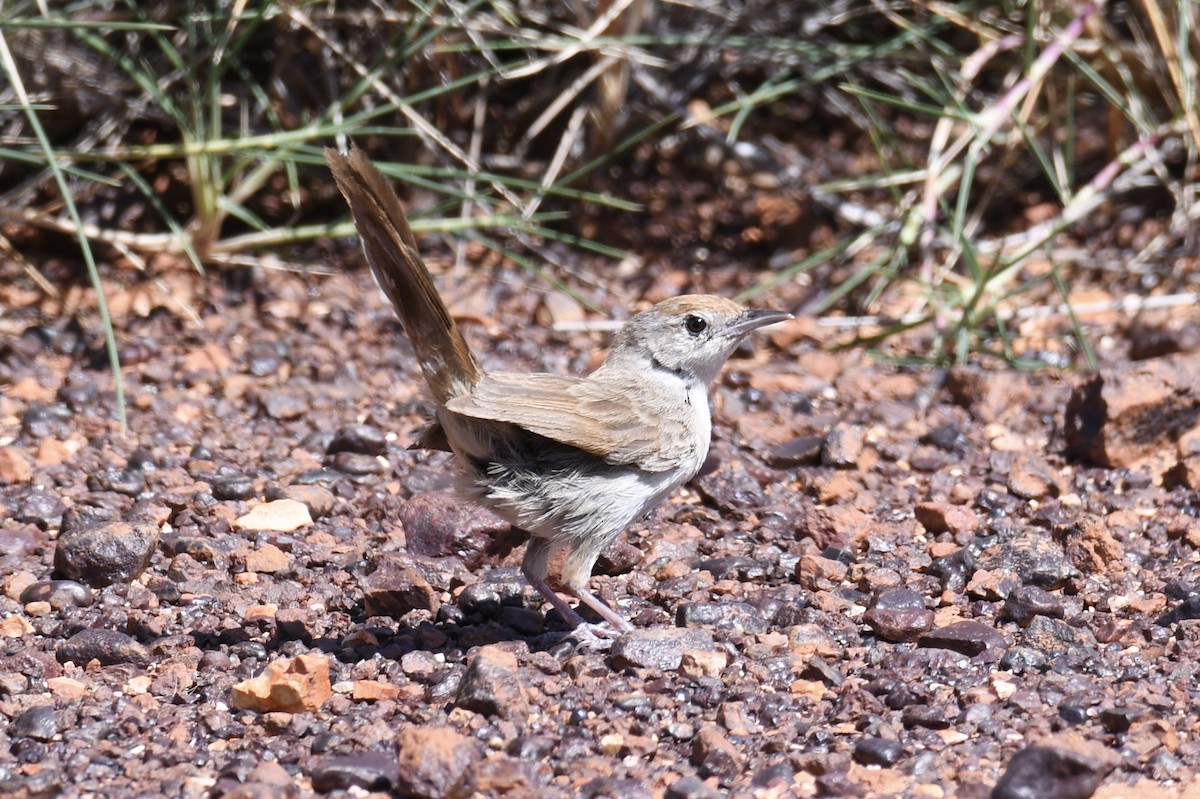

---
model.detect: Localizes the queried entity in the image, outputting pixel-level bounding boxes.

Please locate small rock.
[401,492,511,567]
[243,544,290,574]
[920,423,968,452]
[976,538,1078,590]
[234,499,313,532]
[16,491,66,528]
[695,460,765,512]
[395,725,481,799]
[764,434,824,468]
[280,485,336,519]
[328,424,388,456]
[1007,455,1066,499]
[310,753,400,793]
[454,646,529,719]
[3,569,38,601]
[0,615,34,638]
[230,654,332,713]
[364,554,441,617]
[1098,706,1142,734]
[57,629,150,667]
[54,521,159,587]
[330,451,385,475]
[86,467,145,496]
[19,580,94,610]
[992,745,1105,799]
[853,737,904,766]
[457,569,528,618]
[914,502,980,535]
[796,505,874,550]
[0,446,33,484]
[918,620,1007,660]
[676,602,770,633]
[11,705,58,740]
[1020,615,1095,659]
[821,423,864,468]
[691,724,743,780]
[901,704,951,729]
[666,776,724,799]
[1065,355,1200,470]
[679,650,728,679]
[260,390,309,420]
[352,680,402,702]
[611,628,715,671]
[212,474,256,501]
[863,587,934,642]
[1001,586,1065,627]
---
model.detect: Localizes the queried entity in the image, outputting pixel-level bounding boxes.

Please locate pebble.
[57,628,150,667]
[863,587,934,642]
[1001,586,1065,627]
[15,490,66,528]
[233,499,313,533]
[695,461,765,512]
[457,569,529,618]
[992,745,1104,799]
[676,601,770,634]
[1020,615,1095,659]
[394,726,480,799]
[212,473,256,501]
[914,502,980,535]
[309,753,400,793]
[364,554,441,616]
[0,527,42,560]
[763,434,824,468]
[853,736,904,766]
[328,424,388,456]
[453,645,529,719]
[1007,454,1066,499]
[259,390,309,420]
[230,653,332,713]
[330,451,385,475]
[85,467,145,496]
[19,580,94,610]
[278,485,337,519]
[666,776,724,799]
[243,544,290,574]
[821,423,864,468]
[54,521,159,587]
[920,423,968,452]
[0,446,33,483]
[401,492,510,566]
[11,705,58,741]
[691,724,743,780]
[611,628,715,671]
[976,538,1078,590]
[919,620,1007,660]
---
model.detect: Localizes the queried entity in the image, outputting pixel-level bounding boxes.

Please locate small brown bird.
[326,146,790,634]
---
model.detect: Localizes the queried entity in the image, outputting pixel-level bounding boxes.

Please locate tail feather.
[325,147,482,403]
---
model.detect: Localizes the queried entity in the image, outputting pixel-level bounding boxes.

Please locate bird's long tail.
[325,146,481,403]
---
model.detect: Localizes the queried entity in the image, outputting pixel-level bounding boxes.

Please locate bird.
[326,146,791,634]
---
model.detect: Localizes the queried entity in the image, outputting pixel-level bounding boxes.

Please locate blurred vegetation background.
[1,0,1197,382]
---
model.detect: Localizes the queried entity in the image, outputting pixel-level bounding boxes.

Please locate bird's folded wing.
[444,372,691,472]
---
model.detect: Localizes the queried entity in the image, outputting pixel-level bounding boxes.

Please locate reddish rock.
[914,502,980,535]
[401,491,513,568]
[1065,354,1200,469]
[230,654,332,713]
[453,645,528,719]
[395,725,481,799]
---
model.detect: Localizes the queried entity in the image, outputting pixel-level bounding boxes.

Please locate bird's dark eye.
[684,314,708,335]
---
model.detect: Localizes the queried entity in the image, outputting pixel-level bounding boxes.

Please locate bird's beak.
[728,308,793,337]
